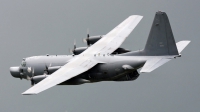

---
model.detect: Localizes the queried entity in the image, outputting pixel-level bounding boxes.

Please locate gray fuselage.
[16,54,146,85]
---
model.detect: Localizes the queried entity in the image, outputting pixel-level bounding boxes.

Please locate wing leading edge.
[22,15,143,95]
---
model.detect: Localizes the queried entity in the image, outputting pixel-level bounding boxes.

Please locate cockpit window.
[21,59,26,67]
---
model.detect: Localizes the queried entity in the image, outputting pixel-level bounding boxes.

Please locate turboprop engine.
[71,47,87,55]
[83,35,104,46]
[31,75,49,85]
[114,70,140,81]
[47,66,61,74]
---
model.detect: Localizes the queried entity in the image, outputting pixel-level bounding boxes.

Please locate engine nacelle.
[32,74,89,85]
[112,48,130,54]
[31,75,49,84]
[85,35,104,45]
[73,47,87,55]
[114,70,140,81]
[48,66,61,74]
[59,78,90,85]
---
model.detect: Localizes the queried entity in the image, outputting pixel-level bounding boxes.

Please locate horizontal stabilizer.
[140,58,171,73]
[176,41,191,53]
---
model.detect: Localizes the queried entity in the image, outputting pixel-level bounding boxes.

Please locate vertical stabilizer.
[144,11,179,56]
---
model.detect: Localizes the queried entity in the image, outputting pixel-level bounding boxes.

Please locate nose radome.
[10,67,20,78]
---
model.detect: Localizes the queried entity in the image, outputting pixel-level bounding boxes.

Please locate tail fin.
[144,11,179,56]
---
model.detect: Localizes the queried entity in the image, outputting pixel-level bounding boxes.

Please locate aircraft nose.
[10,67,21,78]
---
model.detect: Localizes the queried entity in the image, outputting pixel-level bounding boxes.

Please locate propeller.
[30,64,50,86]
[69,48,72,54]
[83,29,90,46]
[31,68,35,86]
[44,63,51,75]
[22,67,34,86]
[74,39,76,50]
[18,67,24,80]
[69,39,76,54]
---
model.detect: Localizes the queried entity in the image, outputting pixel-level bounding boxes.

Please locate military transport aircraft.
[10,11,190,95]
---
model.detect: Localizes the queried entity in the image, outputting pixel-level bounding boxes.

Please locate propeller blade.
[32,68,34,77]
[44,63,51,75]
[86,29,90,46]
[87,28,90,38]
[43,64,49,75]
[31,78,34,86]
[74,39,76,49]
[26,75,31,80]
[83,38,87,43]
[30,68,35,86]
[87,40,90,47]
[70,49,73,54]
[26,67,33,80]
[49,63,52,67]
[69,48,72,54]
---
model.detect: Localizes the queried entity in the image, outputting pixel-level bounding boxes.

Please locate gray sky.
[1,0,199,112]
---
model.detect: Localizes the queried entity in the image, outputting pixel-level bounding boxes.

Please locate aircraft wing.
[22,15,143,95]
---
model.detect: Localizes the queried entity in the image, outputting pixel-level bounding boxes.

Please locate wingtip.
[129,15,143,18]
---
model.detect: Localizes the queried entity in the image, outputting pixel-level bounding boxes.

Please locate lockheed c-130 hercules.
[10,11,190,95]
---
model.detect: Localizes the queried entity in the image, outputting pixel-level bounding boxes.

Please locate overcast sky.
[1,0,199,112]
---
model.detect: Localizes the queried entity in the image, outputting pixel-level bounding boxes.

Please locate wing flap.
[140,58,171,73]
